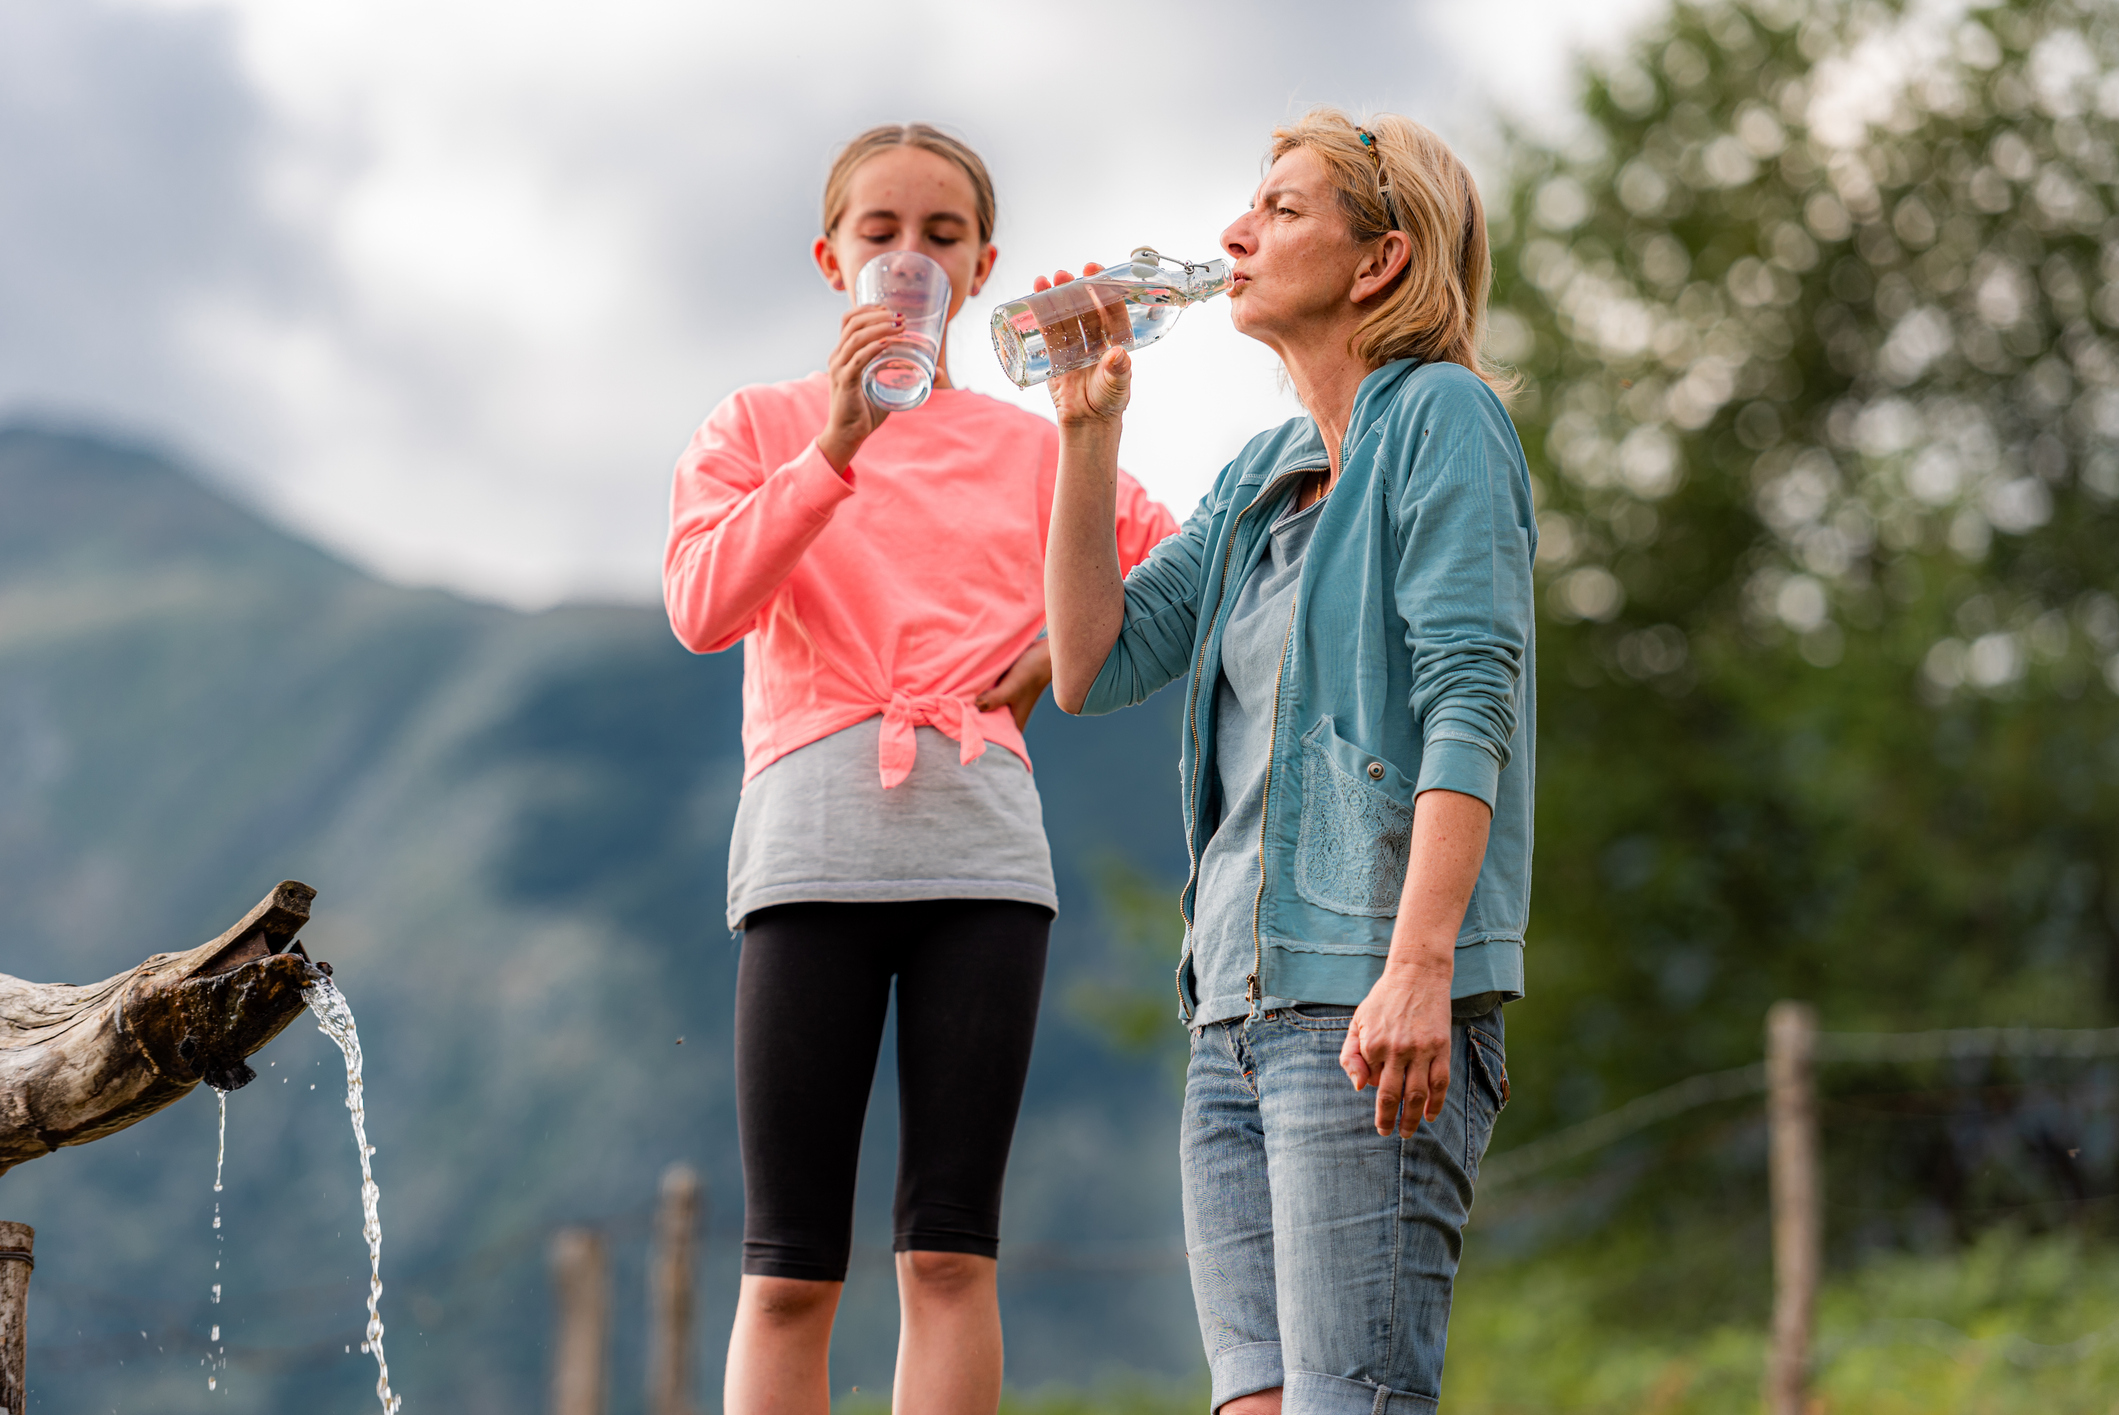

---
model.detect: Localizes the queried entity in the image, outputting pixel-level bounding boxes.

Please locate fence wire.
[1481,1024,2119,1192]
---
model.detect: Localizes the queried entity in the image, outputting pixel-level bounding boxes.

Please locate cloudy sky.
[2,0,1662,607]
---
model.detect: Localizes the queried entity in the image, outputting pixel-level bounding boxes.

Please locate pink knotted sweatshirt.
[664,373,1177,788]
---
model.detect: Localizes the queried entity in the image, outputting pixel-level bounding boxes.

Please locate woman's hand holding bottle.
[817,303,908,474]
[1035,266,1132,428]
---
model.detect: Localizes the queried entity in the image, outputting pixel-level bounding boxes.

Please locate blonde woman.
[665,124,1175,1415]
[1042,110,1535,1414]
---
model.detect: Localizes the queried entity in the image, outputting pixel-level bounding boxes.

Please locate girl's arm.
[664,306,901,653]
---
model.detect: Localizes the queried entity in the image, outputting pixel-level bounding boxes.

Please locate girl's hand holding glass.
[818,302,906,473]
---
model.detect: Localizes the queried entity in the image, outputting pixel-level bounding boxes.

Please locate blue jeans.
[1181,1005,1508,1414]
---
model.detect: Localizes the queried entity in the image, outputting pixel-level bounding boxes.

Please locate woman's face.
[1220,147,1399,356]
[814,147,996,325]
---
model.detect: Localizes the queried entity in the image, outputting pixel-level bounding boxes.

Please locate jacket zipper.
[1245,592,1301,1003]
[1178,469,1319,1016]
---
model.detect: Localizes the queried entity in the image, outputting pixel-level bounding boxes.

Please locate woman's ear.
[813,234,847,292]
[970,242,999,298]
[1352,230,1413,304]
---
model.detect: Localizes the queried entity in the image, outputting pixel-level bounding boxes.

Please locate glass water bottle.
[990,248,1232,388]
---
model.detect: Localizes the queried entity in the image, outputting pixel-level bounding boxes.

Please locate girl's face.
[814,146,996,326]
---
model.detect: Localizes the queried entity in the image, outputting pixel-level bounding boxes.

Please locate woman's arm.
[1341,384,1535,1135]
[1044,344,1135,713]
[1341,789,1491,1136]
[663,305,902,654]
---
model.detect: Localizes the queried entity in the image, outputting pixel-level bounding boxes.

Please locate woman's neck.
[1281,339,1374,483]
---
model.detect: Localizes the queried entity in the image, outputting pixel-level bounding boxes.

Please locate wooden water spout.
[0,880,328,1177]
[0,881,328,1400]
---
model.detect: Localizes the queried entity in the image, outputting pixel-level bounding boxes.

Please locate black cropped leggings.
[735,899,1050,1281]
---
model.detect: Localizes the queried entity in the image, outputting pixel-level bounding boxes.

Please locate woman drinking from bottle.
[1042,109,1535,1415]
[663,123,1176,1415]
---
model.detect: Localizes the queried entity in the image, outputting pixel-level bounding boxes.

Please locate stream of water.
[304,976,403,1414]
[208,1086,227,1390]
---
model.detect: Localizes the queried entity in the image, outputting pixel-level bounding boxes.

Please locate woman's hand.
[975,638,1053,732]
[1340,788,1491,1136]
[1035,266,1132,429]
[1341,963,1454,1136]
[816,303,905,473]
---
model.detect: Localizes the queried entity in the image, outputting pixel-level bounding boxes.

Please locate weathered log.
[0,1221,27,1415]
[0,881,329,1178]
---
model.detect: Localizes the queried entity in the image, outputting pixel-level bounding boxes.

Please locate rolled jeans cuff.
[1209,1341,1284,1410]
[1285,1371,1438,1415]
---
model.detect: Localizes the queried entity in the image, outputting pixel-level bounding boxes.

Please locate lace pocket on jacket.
[1294,720,1415,918]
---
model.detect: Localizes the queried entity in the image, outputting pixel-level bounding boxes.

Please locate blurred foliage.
[1442,1225,2119,1412]
[1068,856,1190,1069]
[1485,0,2119,1210]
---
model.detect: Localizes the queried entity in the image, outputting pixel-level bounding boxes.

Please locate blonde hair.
[1268,108,1513,395]
[822,123,996,245]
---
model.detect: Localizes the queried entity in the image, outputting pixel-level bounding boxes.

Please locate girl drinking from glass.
[664,123,1176,1415]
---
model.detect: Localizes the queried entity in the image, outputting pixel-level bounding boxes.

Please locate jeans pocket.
[1463,1023,1510,1182]
[1281,1004,1355,1032]
[1293,718,1415,918]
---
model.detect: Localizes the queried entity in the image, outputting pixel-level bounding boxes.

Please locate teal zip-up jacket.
[1080,358,1536,1020]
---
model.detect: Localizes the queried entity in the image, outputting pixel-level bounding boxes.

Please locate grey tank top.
[726,717,1057,930]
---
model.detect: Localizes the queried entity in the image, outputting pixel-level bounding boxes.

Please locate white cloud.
[8,0,1648,605]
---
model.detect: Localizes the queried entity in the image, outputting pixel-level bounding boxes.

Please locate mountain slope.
[0,425,1197,1413]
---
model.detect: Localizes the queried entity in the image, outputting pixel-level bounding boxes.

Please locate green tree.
[1082,0,2119,1249]
[1487,0,2119,1160]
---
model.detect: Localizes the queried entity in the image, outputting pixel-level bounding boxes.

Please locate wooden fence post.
[550,1227,609,1415]
[1765,1001,1820,1415]
[0,1222,30,1415]
[648,1163,703,1415]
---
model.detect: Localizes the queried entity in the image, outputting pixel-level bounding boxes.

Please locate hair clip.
[1353,124,1399,228]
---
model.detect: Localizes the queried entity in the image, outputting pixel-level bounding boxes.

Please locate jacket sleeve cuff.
[789,441,858,516]
[1415,735,1501,809]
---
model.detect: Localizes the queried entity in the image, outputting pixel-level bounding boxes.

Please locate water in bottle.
[990,248,1231,389]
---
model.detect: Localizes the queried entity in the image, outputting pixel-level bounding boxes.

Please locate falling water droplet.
[304,976,403,1414]
[211,1325,219,1341]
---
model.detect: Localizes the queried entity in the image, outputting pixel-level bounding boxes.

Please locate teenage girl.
[664,123,1176,1415]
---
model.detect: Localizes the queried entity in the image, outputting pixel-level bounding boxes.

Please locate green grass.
[1444,1227,2119,1414]
[835,1231,2119,1414]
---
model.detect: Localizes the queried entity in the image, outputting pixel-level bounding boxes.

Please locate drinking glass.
[854,251,951,410]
